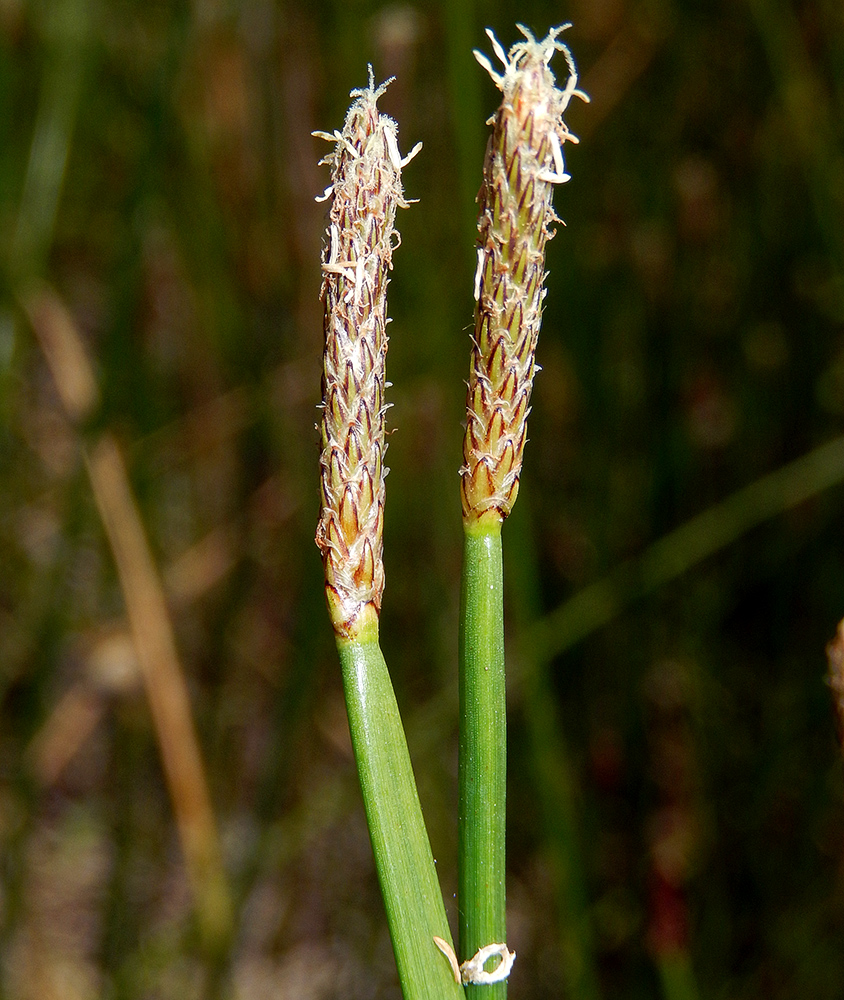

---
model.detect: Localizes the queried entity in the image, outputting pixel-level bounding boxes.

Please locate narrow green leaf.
[337,629,465,1000]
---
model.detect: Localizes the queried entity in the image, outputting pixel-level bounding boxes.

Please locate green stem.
[459,520,507,999]
[337,623,465,1000]
[12,0,89,278]
[656,950,700,1000]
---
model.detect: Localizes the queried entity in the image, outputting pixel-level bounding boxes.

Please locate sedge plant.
[314,72,462,1000]
[458,25,588,998]
[314,27,585,1000]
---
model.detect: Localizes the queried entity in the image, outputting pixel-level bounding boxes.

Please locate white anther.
[473,247,484,301]
[315,184,334,203]
[537,131,571,184]
[403,140,423,167]
[321,224,357,280]
[322,262,356,279]
[384,126,402,171]
[384,125,423,171]
[537,169,571,184]
[550,130,566,177]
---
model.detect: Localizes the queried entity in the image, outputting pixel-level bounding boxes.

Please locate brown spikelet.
[315,69,421,639]
[461,25,588,525]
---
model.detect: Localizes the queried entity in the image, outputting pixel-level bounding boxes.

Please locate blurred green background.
[3,0,844,997]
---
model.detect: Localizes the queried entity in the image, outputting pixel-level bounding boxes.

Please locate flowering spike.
[460,26,586,524]
[315,73,420,638]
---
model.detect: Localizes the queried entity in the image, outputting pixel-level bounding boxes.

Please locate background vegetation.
[2,0,844,997]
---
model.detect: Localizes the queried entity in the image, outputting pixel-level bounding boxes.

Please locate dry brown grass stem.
[23,285,233,950]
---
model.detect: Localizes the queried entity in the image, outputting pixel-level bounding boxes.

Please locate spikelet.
[460,25,588,525]
[315,69,421,639]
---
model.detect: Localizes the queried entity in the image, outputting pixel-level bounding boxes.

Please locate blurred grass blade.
[12,0,90,277]
[439,0,484,246]
[512,435,844,996]
[506,505,602,1000]
[748,0,844,268]
[526,433,844,665]
[23,285,233,953]
[657,951,700,1000]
